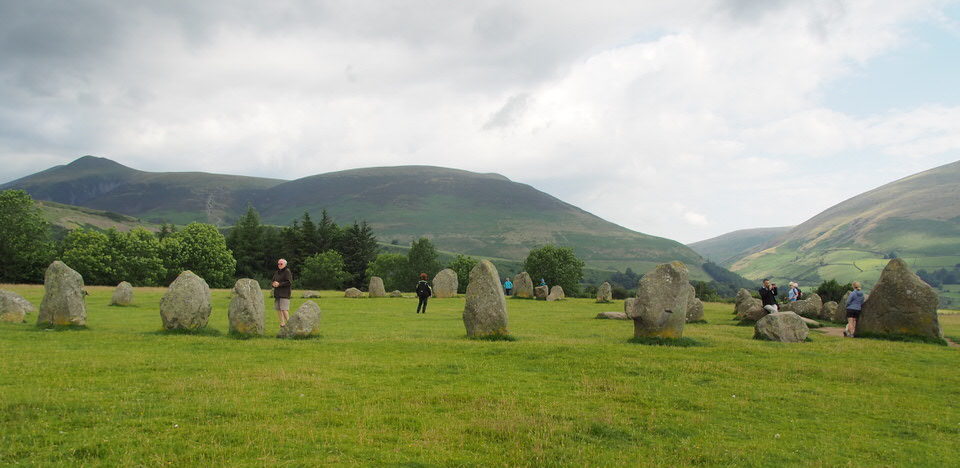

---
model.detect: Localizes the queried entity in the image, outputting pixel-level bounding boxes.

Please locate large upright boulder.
[368,277,386,298]
[624,298,636,314]
[685,285,705,322]
[780,293,822,319]
[735,287,765,322]
[857,259,942,340]
[596,282,613,303]
[228,278,265,336]
[836,292,852,322]
[534,285,549,300]
[734,288,753,314]
[110,281,134,306]
[627,262,689,339]
[820,301,838,322]
[463,260,509,338]
[344,287,362,298]
[278,301,321,339]
[754,312,809,342]
[547,285,565,301]
[37,261,86,327]
[512,272,534,299]
[433,269,459,298]
[159,271,212,331]
[0,290,33,323]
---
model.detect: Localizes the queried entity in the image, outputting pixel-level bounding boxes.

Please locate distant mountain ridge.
[688,226,792,267]
[3,155,710,278]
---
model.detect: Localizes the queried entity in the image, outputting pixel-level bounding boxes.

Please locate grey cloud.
[484,93,530,130]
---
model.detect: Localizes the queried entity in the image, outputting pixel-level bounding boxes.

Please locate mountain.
[36,200,158,236]
[688,226,792,267]
[3,156,709,278]
[728,159,960,304]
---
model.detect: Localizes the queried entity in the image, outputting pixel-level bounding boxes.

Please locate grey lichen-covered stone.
[512,272,534,299]
[432,269,459,298]
[0,290,33,323]
[596,311,630,320]
[301,291,322,298]
[389,290,403,297]
[110,281,134,306]
[278,301,321,338]
[37,261,86,327]
[534,285,549,300]
[836,292,852,322]
[754,312,809,342]
[159,271,212,331]
[780,293,822,319]
[627,262,690,339]
[820,301,838,321]
[624,298,636,314]
[547,285,565,301]
[344,287,363,298]
[596,282,613,303]
[734,287,765,322]
[685,285,704,322]
[368,276,386,298]
[228,278,265,336]
[463,260,509,338]
[798,315,821,328]
[857,258,942,340]
[734,288,753,314]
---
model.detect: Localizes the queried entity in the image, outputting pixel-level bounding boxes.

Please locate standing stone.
[734,287,765,322]
[684,285,704,322]
[278,301,321,338]
[836,292,852,322]
[624,297,636,314]
[368,276,386,298]
[228,278,265,336]
[512,272,534,299]
[596,311,630,320]
[596,282,613,303]
[734,288,753,314]
[463,260,509,338]
[626,262,689,339]
[433,269,459,298]
[110,281,134,306]
[0,290,33,323]
[820,301,838,321]
[754,312,809,342]
[344,287,362,298]
[37,261,86,327]
[547,285,565,301]
[159,271,212,331]
[780,293,822,319]
[857,258,942,340]
[389,290,403,298]
[534,285,549,300]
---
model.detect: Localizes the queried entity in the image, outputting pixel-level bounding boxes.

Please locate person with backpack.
[415,273,433,314]
[503,277,513,296]
[787,282,802,302]
[844,282,865,337]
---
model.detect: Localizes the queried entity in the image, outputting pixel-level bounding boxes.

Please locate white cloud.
[1,0,958,244]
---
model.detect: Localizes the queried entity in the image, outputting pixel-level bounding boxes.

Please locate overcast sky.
[1,1,959,243]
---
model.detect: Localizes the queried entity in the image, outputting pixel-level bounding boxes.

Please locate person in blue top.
[787,282,801,302]
[538,278,547,287]
[844,282,865,337]
[503,277,513,296]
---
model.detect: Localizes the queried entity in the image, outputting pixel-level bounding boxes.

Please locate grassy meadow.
[2,284,959,466]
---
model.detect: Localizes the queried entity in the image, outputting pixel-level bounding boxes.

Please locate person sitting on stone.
[503,277,513,296]
[787,282,801,302]
[415,273,433,314]
[843,282,865,337]
[758,279,779,314]
[538,278,547,287]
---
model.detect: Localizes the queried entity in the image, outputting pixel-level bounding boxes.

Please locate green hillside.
[729,160,960,304]
[4,156,708,279]
[688,226,792,267]
[35,200,159,235]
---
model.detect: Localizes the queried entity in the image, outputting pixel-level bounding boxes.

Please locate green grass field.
[2,285,959,466]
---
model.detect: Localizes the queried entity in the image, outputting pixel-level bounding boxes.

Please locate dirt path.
[816,327,959,347]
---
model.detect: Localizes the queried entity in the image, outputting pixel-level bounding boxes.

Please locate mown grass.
[1,284,959,466]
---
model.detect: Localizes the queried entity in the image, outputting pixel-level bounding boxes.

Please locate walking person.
[844,282,865,337]
[759,279,779,314]
[271,258,293,328]
[504,277,513,296]
[415,273,432,314]
[787,282,801,302]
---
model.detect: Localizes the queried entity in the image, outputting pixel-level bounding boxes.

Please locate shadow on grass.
[734,320,756,327]
[34,324,89,331]
[148,328,222,337]
[627,336,703,347]
[467,334,517,342]
[686,319,708,324]
[856,332,947,346]
[277,334,322,340]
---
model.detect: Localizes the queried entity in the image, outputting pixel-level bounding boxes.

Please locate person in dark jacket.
[415,273,432,314]
[758,279,779,314]
[844,281,865,337]
[271,258,293,327]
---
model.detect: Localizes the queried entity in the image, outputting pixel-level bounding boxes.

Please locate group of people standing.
[758,279,865,338]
